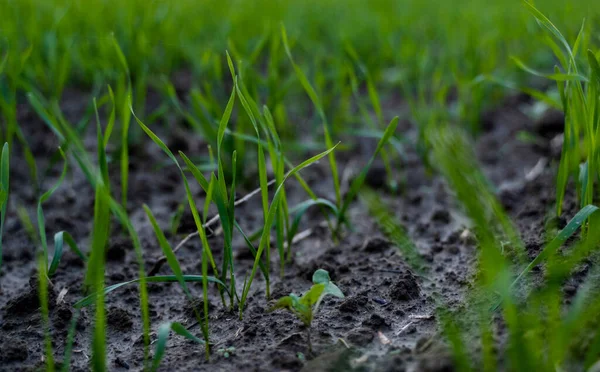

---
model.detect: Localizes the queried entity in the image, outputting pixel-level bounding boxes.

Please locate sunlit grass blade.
[152,322,204,372]
[48,231,86,276]
[37,147,68,274]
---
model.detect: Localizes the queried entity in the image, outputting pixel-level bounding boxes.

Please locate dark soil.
[0,90,577,372]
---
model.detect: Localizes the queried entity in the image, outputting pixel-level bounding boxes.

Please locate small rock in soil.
[55,303,73,329]
[534,108,564,138]
[362,237,391,253]
[278,333,306,352]
[346,327,374,346]
[0,339,29,362]
[3,291,39,317]
[184,298,214,319]
[107,307,133,331]
[362,313,389,330]
[107,236,132,262]
[339,295,368,313]
[365,164,388,190]
[431,209,451,224]
[388,272,420,302]
[114,356,131,370]
[379,355,407,372]
[271,350,303,370]
[416,348,454,372]
[447,245,460,255]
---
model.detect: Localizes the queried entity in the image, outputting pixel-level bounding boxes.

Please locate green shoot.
[270,269,344,353]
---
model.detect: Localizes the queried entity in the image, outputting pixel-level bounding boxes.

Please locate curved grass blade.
[152,322,203,372]
[48,231,87,276]
[74,275,229,308]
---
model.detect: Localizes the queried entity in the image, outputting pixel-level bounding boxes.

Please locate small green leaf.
[300,283,326,307]
[312,269,331,285]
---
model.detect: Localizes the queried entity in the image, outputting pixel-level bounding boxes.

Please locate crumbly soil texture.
[0,91,576,372]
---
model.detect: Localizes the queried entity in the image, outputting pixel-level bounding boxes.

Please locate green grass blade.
[85,182,111,372]
[103,86,116,148]
[48,231,87,276]
[179,151,210,192]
